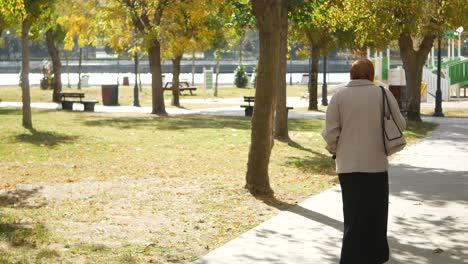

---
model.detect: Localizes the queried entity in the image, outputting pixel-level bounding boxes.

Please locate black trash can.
[123,76,129,86]
[245,106,253,117]
[101,85,119,106]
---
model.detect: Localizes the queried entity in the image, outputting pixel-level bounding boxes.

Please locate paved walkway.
[0,98,326,120]
[194,117,468,264]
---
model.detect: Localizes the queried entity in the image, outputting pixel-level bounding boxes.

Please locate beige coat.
[322,79,406,174]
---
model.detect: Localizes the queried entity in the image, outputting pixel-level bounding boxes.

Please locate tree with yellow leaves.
[343,0,468,121]
[290,0,345,111]
[206,3,237,97]
[95,0,175,115]
[1,0,54,129]
[30,0,68,102]
[94,0,143,105]
[58,0,99,89]
[160,0,219,106]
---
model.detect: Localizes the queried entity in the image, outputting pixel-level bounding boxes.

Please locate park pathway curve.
[193,117,468,264]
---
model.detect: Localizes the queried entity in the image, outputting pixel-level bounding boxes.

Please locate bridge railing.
[448,59,468,86]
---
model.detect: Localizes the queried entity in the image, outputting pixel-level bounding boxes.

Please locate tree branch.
[417,34,435,57]
[120,0,146,32]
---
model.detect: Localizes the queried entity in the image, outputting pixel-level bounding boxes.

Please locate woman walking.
[322,59,406,263]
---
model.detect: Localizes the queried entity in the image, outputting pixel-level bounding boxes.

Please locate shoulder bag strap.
[380,86,388,155]
[381,86,393,119]
[381,85,404,138]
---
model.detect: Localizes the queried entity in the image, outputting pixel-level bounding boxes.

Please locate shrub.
[234,65,249,88]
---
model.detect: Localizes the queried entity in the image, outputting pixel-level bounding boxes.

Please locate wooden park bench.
[60,92,98,112]
[240,96,294,117]
[240,96,255,116]
[163,81,197,95]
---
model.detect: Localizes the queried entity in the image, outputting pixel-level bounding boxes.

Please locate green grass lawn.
[0,109,436,263]
[0,85,309,108]
[421,106,468,118]
[292,105,328,113]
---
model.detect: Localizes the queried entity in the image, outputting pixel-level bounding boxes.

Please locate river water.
[0,72,350,86]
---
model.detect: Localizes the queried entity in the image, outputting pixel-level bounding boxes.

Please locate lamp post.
[434,36,444,117]
[321,54,328,106]
[451,34,455,59]
[133,30,140,107]
[289,56,293,86]
[455,26,464,57]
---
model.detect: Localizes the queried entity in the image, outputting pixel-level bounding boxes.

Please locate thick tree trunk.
[46,29,62,103]
[245,0,283,196]
[274,6,289,141]
[148,41,167,115]
[78,47,82,89]
[171,55,182,107]
[399,33,435,122]
[214,54,220,97]
[20,18,32,129]
[308,45,320,111]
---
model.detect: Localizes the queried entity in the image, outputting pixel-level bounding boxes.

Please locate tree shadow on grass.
[13,129,79,147]
[284,140,336,176]
[82,115,252,130]
[0,108,22,116]
[0,187,49,248]
[81,114,325,132]
[288,118,324,132]
[0,187,46,208]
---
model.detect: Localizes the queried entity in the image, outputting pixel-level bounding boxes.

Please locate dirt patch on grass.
[2,175,307,263]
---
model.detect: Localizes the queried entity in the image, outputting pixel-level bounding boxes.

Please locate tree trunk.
[214,53,220,97]
[399,33,435,122]
[274,5,289,141]
[171,55,182,107]
[116,55,120,85]
[245,0,283,196]
[239,36,244,65]
[46,29,62,103]
[65,52,71,88]
[20,17,32,129]
[191,51,195,86]
[137,54,142,91]
[78,47,82,89]
[148,41,167,115]
[308,44,320,111]
[321,54,328,106]
[138,65,142,91]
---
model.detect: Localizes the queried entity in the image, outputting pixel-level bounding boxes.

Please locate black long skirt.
[338,172,390,264]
